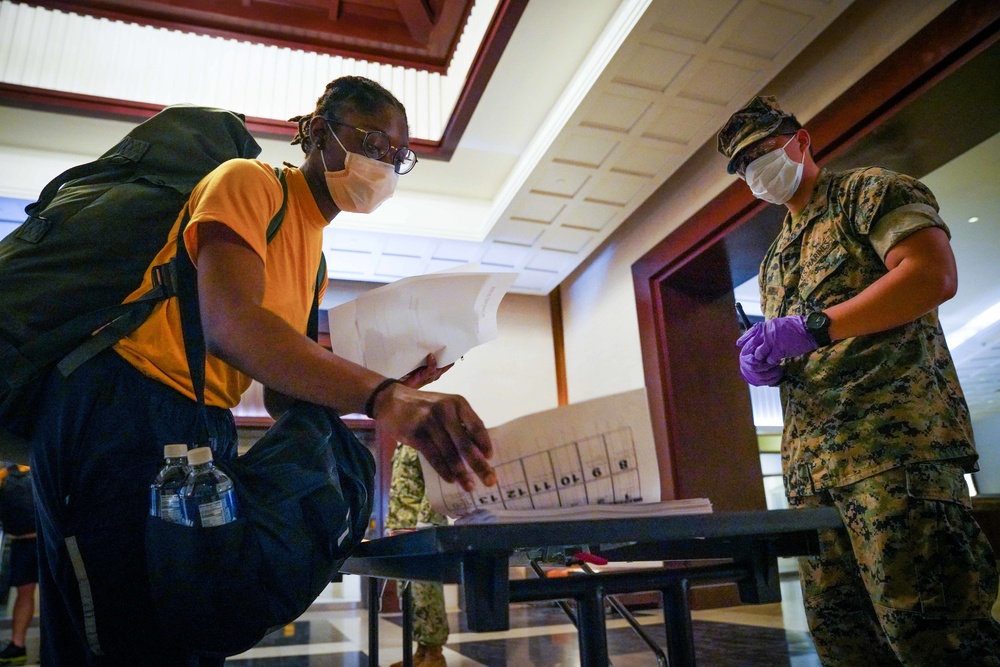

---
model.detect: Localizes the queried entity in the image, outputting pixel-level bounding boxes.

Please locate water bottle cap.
[163,444,188,459]
[187,447,214,466]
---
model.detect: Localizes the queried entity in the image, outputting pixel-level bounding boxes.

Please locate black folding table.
[341,507,843,666]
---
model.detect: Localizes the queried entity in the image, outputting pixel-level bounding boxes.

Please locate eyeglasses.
[324,118,418,175]
[734,135,793,178]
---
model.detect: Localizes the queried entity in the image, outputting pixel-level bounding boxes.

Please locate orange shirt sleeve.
[183,159,284,268]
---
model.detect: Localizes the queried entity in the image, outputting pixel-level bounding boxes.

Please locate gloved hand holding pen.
[736,315,820,386]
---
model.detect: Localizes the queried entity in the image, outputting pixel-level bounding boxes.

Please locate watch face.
[807,311,829,329]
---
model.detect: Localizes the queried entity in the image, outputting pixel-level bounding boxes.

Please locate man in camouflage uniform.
[718,96,1000,665]
[385,443,450,667]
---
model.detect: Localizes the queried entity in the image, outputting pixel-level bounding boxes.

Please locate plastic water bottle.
[150,444,190,524]
[182,446,238,528]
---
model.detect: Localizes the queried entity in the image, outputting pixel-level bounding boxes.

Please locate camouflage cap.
[717,95,800,174]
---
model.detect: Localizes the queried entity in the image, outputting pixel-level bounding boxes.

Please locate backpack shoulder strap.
[308,252,326,343]
[266,167,289,243]
[260,166,323,342]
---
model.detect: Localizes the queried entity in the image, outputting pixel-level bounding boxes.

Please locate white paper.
[454,498,712,524]
[326,266,516,378]
[422,388,668,520]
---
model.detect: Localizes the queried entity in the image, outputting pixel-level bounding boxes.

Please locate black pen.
[735,302,752,332]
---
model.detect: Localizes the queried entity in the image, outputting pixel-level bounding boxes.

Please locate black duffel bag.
[145,401,375,656]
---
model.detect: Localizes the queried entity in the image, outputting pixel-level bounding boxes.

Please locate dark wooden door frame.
[631,0,1000,506]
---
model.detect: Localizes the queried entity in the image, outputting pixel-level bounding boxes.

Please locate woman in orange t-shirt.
[29,76,496,666]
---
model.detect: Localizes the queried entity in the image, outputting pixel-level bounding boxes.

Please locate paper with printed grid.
[421,389,704,522]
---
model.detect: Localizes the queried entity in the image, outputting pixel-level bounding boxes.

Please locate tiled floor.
[226,597,819,667]
[2,573,819,666]
[229,569,818,666]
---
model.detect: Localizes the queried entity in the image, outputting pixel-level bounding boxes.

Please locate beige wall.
[558,0,954,405]
[420,293,559,428]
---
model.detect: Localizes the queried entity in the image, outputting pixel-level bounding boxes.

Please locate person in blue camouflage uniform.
[718,96,1000,665]
[386,444,450,667]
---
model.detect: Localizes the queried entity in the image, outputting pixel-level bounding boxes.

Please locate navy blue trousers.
[30,350,237,666]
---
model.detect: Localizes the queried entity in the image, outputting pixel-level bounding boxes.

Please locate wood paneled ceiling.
[11,0,529,158]
[27,0,476,72]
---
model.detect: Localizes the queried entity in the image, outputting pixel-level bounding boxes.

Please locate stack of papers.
[454,498,713,525]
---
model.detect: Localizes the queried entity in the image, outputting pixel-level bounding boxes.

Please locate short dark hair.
[288,76,408,153]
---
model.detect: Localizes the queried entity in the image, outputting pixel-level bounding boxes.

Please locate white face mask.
[322,129,398,214]
[743,136,804,205]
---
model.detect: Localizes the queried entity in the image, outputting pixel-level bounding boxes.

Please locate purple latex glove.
[737,343,784,386]
[737,315,819,364]
[735,316,819,386]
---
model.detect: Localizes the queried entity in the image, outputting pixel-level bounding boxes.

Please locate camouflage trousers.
[385,444,450,646]
[796,461,1000,666]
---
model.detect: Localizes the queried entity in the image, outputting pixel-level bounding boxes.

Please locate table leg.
[462,553,511,631]
[661,580,696,666]
[575,588,610,667]
[368,577,380,666]
[402,581,414,667]
[735,541,782,604]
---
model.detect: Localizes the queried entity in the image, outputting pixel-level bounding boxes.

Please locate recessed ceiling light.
[968,216,980,223]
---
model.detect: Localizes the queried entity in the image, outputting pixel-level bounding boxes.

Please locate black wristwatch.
[805,310,832,347]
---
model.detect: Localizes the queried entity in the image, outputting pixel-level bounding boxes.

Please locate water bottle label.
[198,493,236,527]
[159,494,184,524]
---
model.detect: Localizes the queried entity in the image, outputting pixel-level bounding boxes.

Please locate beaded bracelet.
[364,378,401,418]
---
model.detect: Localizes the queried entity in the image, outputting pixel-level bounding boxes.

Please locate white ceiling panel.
[324,249,373,276]
[551,132,620,168]
[676,58,759,105]
[610,43,691,91]
[325,231,383,254]
[607,142,677,178]
[382,236,435,258]
[539,227,595,255]
[508,193,566,225]
[641,104,715,144]
[723,3,814,60]
[649,0,739,42]
[530,163,593,198]
[578,94,652,133]
[480,241,532,268]
[559,201,622,233]
[488,219,547,247]
[374,254,427,279]
[526,248,580,274]
[586,171,652,207]
[428,240,482,264]
[511,268,560,294]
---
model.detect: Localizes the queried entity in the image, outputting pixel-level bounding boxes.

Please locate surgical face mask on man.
[743,136,804,205]
[322,127,398,214]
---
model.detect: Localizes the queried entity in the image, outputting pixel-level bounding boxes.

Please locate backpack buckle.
[151,263,177,298]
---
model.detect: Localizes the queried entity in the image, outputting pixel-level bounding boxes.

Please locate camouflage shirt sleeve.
[841,167,950,261]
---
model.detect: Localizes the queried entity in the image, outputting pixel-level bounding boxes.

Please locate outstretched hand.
[372,379,495,492]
